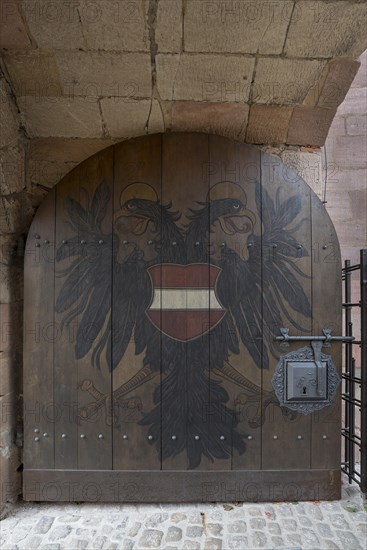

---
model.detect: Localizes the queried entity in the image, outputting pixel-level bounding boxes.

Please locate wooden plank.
[54,149,114,470]
[310,193,342,469]
[260,152,313,470]
[23,468,340,502]
[112,135,162,470]
[208,136,262,471]
[160,133,212,471]
[74,148,114,470]
[23,188,56,470]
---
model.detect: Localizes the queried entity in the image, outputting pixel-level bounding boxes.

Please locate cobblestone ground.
[1,476,366,550]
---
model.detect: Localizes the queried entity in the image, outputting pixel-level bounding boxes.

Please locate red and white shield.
[146,264,226,341]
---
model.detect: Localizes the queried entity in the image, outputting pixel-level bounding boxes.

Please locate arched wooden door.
[23,134,341,502]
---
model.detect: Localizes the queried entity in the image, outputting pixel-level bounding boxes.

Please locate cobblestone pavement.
[1,476,366,550]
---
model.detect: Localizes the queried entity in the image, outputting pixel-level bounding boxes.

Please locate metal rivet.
[98,434,103,439]
[322,435,328,440]
[80,240,86,245]
[44,239,49,244]
[273,435,278,440]
[220,435,225,441]
[35,243,40,247]
[34,234,40,239]
[122,434,128,440]
[122,240,128,245]
[248,243,253,248]
[98,240,104,245]
[80,434,86,439]
[194,435,200,440]
[34,436,40,442]
[272,244,277,248]
[247,435,253,440]
[43,432,48,438]
[148,435,153,441]
[322,245,328,250]
[172,241,177,246]
[171,435,177,440]
[297,245,302,250]
[61,433,67,439]
[220,242,225,247]
[148,240,153,245]
[62,239,67,244]
[34,428,39,433]
[297,435,302,440]
[195,242,200,246]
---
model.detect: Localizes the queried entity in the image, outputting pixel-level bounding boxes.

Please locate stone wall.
[0,69,28,514]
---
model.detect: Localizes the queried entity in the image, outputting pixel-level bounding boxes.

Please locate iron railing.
[341,249,366,495]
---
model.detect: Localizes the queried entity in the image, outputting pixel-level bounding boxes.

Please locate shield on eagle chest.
[146,263,226,341]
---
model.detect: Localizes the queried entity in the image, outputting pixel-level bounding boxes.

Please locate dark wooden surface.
[23,188,56,469]
[260,152,313,470]
[23,133,342,502]
[113,134,162,471]
[23,469,341,502]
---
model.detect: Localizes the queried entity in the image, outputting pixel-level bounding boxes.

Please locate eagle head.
[207,181,256,235]
[114,182,159,236]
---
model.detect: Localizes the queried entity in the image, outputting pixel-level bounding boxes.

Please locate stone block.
[246,105,293,145]
[284,1,367,58]
[56,51,152,99]
[27,138,116,164]
[3,50,62,97]
[0,452,21,504]
[0,263,24,303]
[321,167,367,193]
[100,98,164,138]
[0,192,35,235]
[337,87,367,116]
[184,0,293,55]
[156,0,182,53]
[0,301,22,354]
[317,58,360,109]
[0,78,20,149]
[349,189,367,222]
[253,58,326,105]
[0,146,25,194]
[351,51,367,88]
[170,101,249,140]
[327,115,346,137]
[287,106,336,147]
[156,54,255,102]
[0,0,33,49]
[324,191,352,221]
[77,0,149,51]
[281,149,322,193]
[0,235,23,265]
[19,0,85,49]
[0,352,14,395]
[18,97,103,138]
[26,138,116,189]
[346,114,367,136]
[329,135,367,170]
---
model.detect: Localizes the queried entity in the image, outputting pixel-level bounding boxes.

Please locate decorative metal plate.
[272,345,341,415]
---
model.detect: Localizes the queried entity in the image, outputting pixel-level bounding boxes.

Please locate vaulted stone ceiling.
[1,0,367,149]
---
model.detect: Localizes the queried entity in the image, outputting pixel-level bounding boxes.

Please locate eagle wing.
[217,183,311,369]
[55,181,152,372]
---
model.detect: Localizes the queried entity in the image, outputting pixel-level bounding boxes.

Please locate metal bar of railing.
[344,260,352,483]
[360,249,367,494]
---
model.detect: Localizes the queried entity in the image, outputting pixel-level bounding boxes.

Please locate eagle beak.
[219,207,256,235]
[114,208,151,236]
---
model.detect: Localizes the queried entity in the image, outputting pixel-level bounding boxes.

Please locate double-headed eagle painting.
[56,179,311,468]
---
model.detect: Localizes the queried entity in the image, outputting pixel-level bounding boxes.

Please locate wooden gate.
[23,134,342,502]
